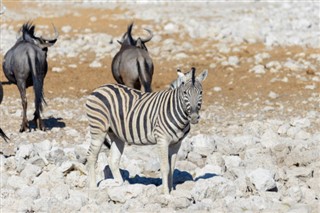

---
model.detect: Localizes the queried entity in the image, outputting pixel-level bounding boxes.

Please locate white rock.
[195,164,222,178]
[65,128,80,137]
[213,87,222,92]
[7,175,28,189]
[254,52,270,64]
[223,155,242,169]
[206,152,225,168]
[290,117,311,128]
[50,184,70,201]
[228,56,239,66]
[164,22,177,33]
[0,172,8,188]
[65,171,86,188]
[34,140,52,152]
[249,65,266,74]
[191,177,235,201]
[89,60,102,68]
[268,91,279,99]
[33,197,50,212]
[61,25,72,33]
[266,61,282,71]
[295,130,311,140]
[174,52,189,60]
[191,134,216,156]
[16,144,34,159]
[187,152,204,166]
[286,126,301,138]
[15,197,34,213]
[107,184,144,203]
[17,186,40,199]
[287,186,302,202]
[260,129,279,148]
[20,163,42,182]
[52,67,63,73]
[287,204,311,213]
[277,123,290,135]
[248,168,276,191]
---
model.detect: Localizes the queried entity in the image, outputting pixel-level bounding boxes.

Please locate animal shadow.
[28,116,66,130]
[103,166,217,188]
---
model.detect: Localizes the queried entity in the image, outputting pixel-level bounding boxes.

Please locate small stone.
[248,168,276,191]
[249,65,266,74]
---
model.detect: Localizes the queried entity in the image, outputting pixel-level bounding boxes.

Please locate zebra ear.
[177,71,186,85]
[196,70,208,82]
[177,70,184,78]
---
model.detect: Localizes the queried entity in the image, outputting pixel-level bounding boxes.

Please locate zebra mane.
[191,67,196,85]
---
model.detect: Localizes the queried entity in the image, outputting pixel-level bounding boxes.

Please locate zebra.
[85,67,208,194]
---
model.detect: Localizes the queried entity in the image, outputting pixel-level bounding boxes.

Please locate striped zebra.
[86,67,208,194]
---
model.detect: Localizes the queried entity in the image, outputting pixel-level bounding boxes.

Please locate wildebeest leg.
[133,80,141,91]
[124,78,141,91]
[17,83,28,132]
[33,109,45,131]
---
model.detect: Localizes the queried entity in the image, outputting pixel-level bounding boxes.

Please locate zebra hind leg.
[87,132,106,189]
[108,133,125,185]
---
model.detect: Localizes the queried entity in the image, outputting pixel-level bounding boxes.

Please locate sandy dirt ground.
[1,1,319,114]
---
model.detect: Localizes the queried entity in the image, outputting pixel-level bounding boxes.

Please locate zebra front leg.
[87,133,106,189]
[158,139,170,194]
[108,134,125,184]
[169,141,182,191]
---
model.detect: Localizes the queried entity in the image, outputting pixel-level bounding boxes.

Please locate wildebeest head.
[117,23,153,51]
[17,22,59,51]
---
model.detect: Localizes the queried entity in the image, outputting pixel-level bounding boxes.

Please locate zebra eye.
[183,91,187,95]
[199,91,203,95]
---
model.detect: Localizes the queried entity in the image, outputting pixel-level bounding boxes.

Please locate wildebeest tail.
[28,53,46,112]
[136,57,152,92]
[0,128,9,142]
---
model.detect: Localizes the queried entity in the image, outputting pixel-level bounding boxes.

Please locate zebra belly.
[111,126,157,145]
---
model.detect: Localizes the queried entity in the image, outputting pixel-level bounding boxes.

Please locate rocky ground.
[0,1,319,212]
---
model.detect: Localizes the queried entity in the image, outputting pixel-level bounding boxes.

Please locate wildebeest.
[2,22,58,132]
[112,23,154,92]
[0,82,9,142]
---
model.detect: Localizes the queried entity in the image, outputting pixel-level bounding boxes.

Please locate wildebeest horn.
[140,28,153,43]
[127,22,135,45]
[40,23,59,44]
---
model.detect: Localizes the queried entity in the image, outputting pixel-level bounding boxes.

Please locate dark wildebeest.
[112,23,154,92]
[0,82,9,141]
[3,22,58,132]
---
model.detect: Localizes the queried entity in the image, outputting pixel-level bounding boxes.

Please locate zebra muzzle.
[189,113,200,124]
